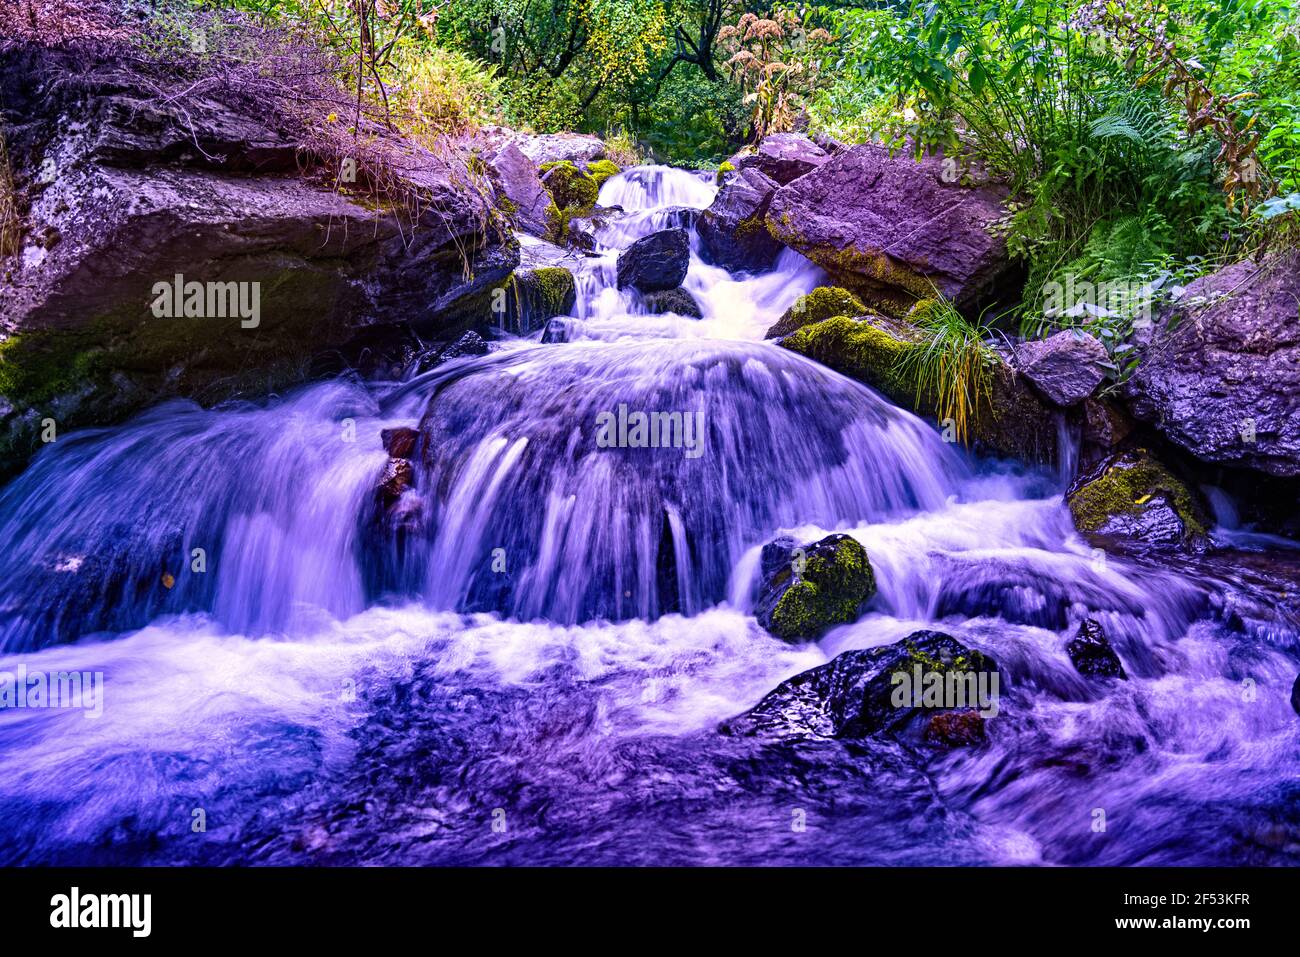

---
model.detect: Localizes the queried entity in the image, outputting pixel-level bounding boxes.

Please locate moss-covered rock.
[779,313,1059,463]
[541,161,598,213]
[756,533,875,641]
[715,160,735,185]
[723,629,1000,740]
[485,266,576,336]
[583,159,621,190]
[764,286,869,339]
[1066,448,1209,550]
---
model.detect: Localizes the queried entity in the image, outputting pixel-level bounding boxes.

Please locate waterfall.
[0,165,1296,867]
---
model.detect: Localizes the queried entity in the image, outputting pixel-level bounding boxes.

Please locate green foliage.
[894,298,996,447]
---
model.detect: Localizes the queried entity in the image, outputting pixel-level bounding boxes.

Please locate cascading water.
[0,166,1296,866]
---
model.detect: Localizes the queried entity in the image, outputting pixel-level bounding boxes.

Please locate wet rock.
[642,287,702,319]
[1066,619,1127,679]
[724,630,999,739]
[616,228,690,293]
[377,457,414,509]
[1012,330,1109,407]
[484,142,552,237]
[1079,398,1137,471]
[765,286,868,339]
[780,314,1058,463]
[381,427,419,460]
[0,45,516,477]
[1126,251,1300,478]
[1292,674,1300,716]
[924,710,987,748]
[489,267,576,335]
[414,330,490,373]
[729,132,829,185]
[697,167,783,273]
[566,205,622,252]
[755,533,875,641]
[1066,448,1209,550]
[765,145,1012,317]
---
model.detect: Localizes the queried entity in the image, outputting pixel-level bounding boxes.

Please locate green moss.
[715,161,735,185]
[531,266,576,313]
[766,286,869,338]
[780,314,921,403]
[540,160,598,213]
[1067,449,1208,543]
[767,535,876,640]
[584,159,620,190]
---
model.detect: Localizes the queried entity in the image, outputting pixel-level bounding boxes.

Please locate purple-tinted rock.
[485,142,551,237]
[765,145,1012,316]
[730,133,829,185]
[697,167,783,272]
[1013,330,1109,407]
[1126,251,1300,478]
[1066,619,1127,679]
[615,228,689,293]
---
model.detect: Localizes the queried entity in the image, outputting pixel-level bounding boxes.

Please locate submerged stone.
[724,630,1000,739]
[1066,619,1127,679]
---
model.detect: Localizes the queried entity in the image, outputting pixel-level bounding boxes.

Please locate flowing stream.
[0,167,1296,866]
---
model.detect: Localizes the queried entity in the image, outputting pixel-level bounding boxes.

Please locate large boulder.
[0,44,516,476]
[723,630,1000,740]
[509,131,606,168]
[615,228,689,293]
[764,286,867,339]
[1066,448,1210,551]
[728,132,829,185]
[1012,330,1109,407]
[696,167,783,272]
[780,314,1059,463]
[1126,252,1300,478]
[765,145,1012,317]
[483,142,552,238]
[755,533,876,641]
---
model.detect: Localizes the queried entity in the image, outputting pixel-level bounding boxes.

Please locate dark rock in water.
[1292,674,1300,716]
[1012,330,1109,407]
[1079,398,1136,471]
[540,318,572,344]
[766,145,1012,317]
[1066,449,1209,551]
[724,630,999,739]
[566,205,623,252]
[377,458,414,509]
[484,142,552,238]
[1066,619,1127,679]
[765,286,868,339]
[755,533,875,641]
[697,167,783,273]
[730,133,829,185]
[616,228,690,293]
[381,427,420,460]
[414,331,490,373]
[925,710,986,748]
[1126,250,1300,478]
[642,287,702,319]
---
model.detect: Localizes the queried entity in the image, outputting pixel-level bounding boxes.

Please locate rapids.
[0,166,1296,866]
